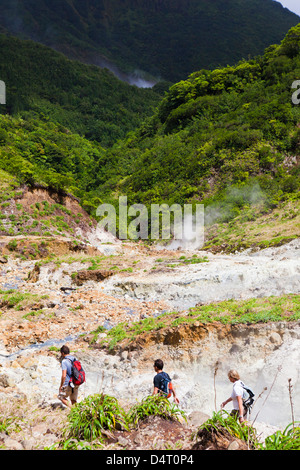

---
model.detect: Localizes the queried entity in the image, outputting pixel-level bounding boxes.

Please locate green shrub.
[127,395,186,426]
[198,410,258,447]
[259,423,300,450]
[7,239,18,251]
[65,394,129,441]
[198,411,300,451]
[0,417,16,434]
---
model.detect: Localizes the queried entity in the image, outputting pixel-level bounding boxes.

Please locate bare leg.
[58,395,72,408]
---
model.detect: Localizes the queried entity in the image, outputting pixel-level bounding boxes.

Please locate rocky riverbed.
[102,238,300,309]
[0,236,299,449]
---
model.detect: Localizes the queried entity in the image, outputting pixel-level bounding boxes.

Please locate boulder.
[187,411,210,427]
[72,269,114,286]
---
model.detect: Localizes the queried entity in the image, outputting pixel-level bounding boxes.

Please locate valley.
[0,186,298,449]
[0,7,299,451]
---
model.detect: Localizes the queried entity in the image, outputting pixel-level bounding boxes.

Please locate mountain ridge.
[0,0,299,82]
[0,33,161,147]
[1,24,300,235]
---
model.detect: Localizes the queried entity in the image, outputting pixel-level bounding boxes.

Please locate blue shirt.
[61,355,76,386]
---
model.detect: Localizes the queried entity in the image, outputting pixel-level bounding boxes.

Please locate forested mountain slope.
[0,34,161,147]
[94,24,300,226]
[0,25,299,238]
[0,0,299,82]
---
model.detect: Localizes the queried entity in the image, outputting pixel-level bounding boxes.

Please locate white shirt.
[231,380,244,410]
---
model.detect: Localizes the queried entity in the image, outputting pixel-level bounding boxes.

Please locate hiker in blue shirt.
[58,345,79,408]
[153,359,179,404]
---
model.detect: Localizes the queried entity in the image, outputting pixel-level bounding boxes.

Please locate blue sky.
[276,0,300,17]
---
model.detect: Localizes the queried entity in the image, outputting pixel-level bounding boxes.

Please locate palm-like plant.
[66,393,129,441]
[260,423,300,450]
[127,394,186,426]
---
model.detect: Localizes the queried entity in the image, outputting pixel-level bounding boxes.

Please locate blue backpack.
[158,372,171,396]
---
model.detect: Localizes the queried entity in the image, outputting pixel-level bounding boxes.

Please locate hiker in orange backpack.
[152,359,179,404]
[58,345,85,408]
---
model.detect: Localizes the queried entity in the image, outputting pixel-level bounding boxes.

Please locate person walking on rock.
[58,345,79,409]
[221,369,247,423]
[152,359,179,404]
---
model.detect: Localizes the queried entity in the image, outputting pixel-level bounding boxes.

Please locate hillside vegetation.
[93,24,300,236]
[0,115,107,213]
[0,25,299,245]
[0,34,161,147]
[0,0,299,82]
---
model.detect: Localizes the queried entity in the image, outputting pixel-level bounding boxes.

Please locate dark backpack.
[158,372,171,396]
[241,383,255,413]
[68,357,86,386]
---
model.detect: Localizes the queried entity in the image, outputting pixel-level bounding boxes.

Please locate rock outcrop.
[72,269,114,286]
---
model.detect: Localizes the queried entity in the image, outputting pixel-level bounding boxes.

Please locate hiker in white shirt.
[221,369,247,423]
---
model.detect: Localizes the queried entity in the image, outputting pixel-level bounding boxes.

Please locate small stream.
[0,335,78,363]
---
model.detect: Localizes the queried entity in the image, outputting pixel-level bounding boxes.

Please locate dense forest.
[0,34,161,147]
[0,24,300,231]
[88,24,300,222]
[0,0,299,82]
